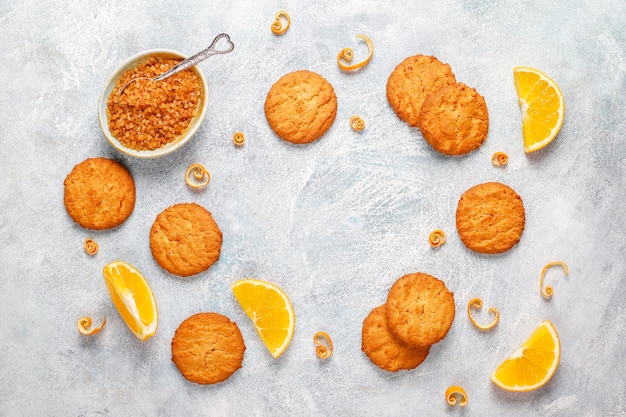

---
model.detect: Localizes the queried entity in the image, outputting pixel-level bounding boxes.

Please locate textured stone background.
[1,0,625,415]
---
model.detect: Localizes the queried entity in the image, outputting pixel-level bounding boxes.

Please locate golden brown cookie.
[171,312,245,385]
[264,70,337,144]
[63,157,135,230]
[456,182,525,254]
[386,55,456,127]
[150,203,222,277]
[386,273,455,347]
[362,305,430,372]
[418,82,489,155]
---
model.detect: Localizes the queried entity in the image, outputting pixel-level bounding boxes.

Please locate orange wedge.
[491,320,560,392]
[231,278,295,358]
[513,67,565,153]
[102,261,158,341]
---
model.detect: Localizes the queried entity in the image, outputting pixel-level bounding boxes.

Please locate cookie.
[264,70,337,144]
[418,82,489,155]
[386,273,455,347]
[171,312,245,385]
[150,203,222,277]
[456,182,525,254]
[63,157,135,230]
[362,305,431,372]
[386,55,456,127]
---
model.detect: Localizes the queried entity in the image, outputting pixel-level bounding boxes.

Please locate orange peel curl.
[233,131,245,146]
[540,261,569,298]
[467,298,499,331]
[185,163,210,189]
[446,385,468,407]
[271,11,290,35]
[429,230,446,248]
[350,115,365,131]
[84,238,98,255]
[337,34,374,71]
[492,152,509,167]
[314,331,333,359]
[77,316,106,335]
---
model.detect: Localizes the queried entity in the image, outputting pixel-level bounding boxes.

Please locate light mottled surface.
[1,0,625,416]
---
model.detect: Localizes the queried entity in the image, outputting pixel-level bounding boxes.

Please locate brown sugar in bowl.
[98,49,209,158]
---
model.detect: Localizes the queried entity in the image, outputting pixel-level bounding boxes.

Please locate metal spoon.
[118,33,234,96]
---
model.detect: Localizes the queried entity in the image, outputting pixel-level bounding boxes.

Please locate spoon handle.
[153,33,234,81]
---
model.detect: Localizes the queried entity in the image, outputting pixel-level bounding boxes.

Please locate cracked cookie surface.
[386,273,455,348]
[171,312,245,385]
[456,182,525,254]
[150,202,222,277]
[386,55,456,127]
[63,157,136,230]
[362,305,430,372]
[264,70,337,144]
[418,82,489,155]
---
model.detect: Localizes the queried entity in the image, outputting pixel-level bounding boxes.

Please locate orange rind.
[429,230,446,248]
[467,298,499,331]
[314,331,333,359]
[271,11,290,35]
[350,115,365,131]
[233,131,245,146]
[337,35,374,71]
[84,238,98,255]
[540,261,569,298]
[77,316,106,335]
[491,152,509,167]
[445,385,468,407]
[185,163,210,189]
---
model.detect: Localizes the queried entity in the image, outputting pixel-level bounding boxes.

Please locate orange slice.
[231,278,295,358]
[513,67,565,153]
[102,261,158,341]
[491,320,560,392]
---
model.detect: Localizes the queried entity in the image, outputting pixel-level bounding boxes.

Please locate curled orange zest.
[314,331,333,359]
[185,163,210,189]
[492,152,509,167]
[271,11,290,35]
[429,230,446,248]
[446,385,468,407]
[540,261,569,298]
[350,115,365,131]
[233,131,245,146]
[337,34,374,71]
[84,238,98,255]
[467,298,499,331]
[77,316,106,335]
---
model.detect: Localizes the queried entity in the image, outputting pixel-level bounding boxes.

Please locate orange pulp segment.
[231,278,295,358]
[513,67,565,153]
[491,320,560,392]
[102,260,158,341]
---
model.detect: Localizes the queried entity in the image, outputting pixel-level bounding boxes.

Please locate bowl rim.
[97,49,209,159]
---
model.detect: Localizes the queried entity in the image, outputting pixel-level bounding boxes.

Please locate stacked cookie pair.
[387,54,489,155]
[362,273,455,372]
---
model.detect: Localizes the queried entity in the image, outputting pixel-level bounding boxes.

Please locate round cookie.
[456,182,525,254]
[386,273,455,347]
[264,70,337,144]
[150,203,222,277]
[418,82,489,155]
[171,312,245,385]
[362,305,430,372]
[386,55,456,127]
[63,157,135,230]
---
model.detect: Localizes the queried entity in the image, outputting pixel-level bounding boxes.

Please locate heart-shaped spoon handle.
[153,33,234,81]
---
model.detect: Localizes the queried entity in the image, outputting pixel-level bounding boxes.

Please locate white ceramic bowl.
[98,49,209,158]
